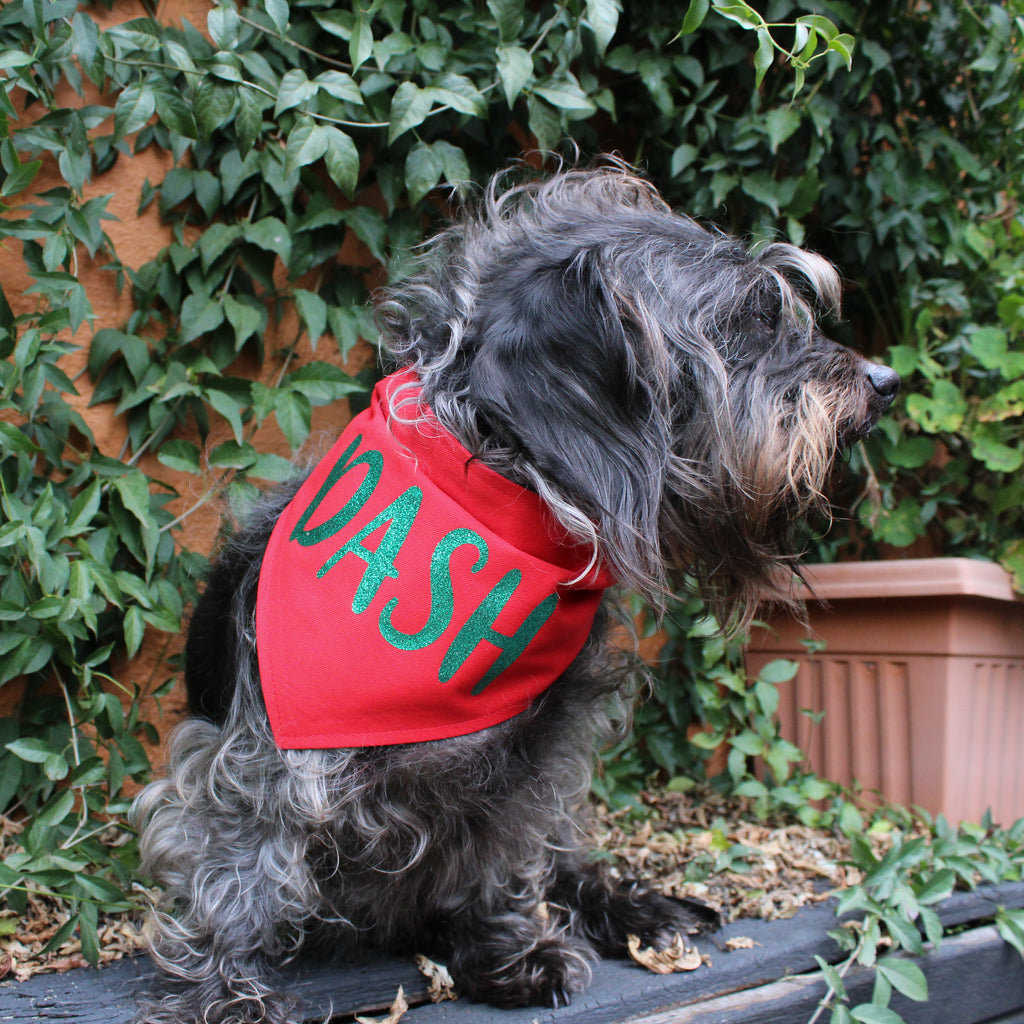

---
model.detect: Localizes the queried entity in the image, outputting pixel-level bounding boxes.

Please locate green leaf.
[275,68,317,117]
[758,659,799,684]
[711,1,763,31]
[223,294,265,349]
[285,118,330,177]
[0,421,42,454]
[585,0,620,55]
[323,126,359,196]
[679,0,710,34]
[850,1004,905,1024]
[244,216,292,266]
[206,388,246,443]
[496,45,533,108]
[533,77,597,115]
[265,0,289,32]
[193,78,237,137]
[208,440,257,469]
[765,108,800,153]
[112,472,152,526]
[36,788,75,829]
[405,141,444,206]
[287,361,359,403]
[0,158,42,197]
[124,604,145,659]
[488,0,524,40]
[157,439,202,474]
[349,16,373,71]
[876,958,928,1002]
[814,954,847,1002]
[235,86,263,155]
[208,5,240,50]
[294,289,329,348]
[6,738,55,764]
[274,389,312,450]
[753,28,774,88]
[180,292,226,343]
[113,84,156,139]
[314,70,362,105]
[388,82,432,144]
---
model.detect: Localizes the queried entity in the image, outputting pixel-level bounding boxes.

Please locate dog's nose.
[865,363,900,405]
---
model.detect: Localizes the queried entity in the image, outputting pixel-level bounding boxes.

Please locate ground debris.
[588,787,884,925]
[415,954,457,1002]
[627,933,707,974]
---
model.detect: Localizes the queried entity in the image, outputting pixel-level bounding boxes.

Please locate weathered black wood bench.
[4,882,1023,1024]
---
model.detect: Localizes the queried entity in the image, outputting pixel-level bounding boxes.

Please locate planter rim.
[800,556,1020,602]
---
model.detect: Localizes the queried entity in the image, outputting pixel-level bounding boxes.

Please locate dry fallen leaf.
[415,954,457,1002]
[627,933,706,974]
[355,986,409,1024]
[724,936,757,950]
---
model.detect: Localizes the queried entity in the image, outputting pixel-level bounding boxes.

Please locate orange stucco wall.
[1,1,375,757]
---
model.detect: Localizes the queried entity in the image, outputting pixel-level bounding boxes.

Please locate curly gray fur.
[133,160,897,1023]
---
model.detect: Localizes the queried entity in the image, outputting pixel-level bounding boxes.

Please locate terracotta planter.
[745,558,1024,825]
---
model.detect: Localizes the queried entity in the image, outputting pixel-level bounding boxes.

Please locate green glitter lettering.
[290,435,382,547]
[378,528,488,650]
[439,570,559,693]
[318,485,423,613]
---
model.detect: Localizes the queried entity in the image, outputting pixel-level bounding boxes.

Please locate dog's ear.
[466,250,670,598]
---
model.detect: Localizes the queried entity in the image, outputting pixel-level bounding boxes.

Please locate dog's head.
[378,163,898,627]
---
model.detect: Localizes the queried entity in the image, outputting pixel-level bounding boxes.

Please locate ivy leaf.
[679,0,710,34]
[6,738,55,764]
[349,16,373,71]
[496,45,533,108]
[264,0,289,32]
[533,77,597,116]
[111,472,152,526]
[323,126,359,197]
[275,68,317,117]
[850,1003,906,1024]
[153,88,197,139]
[193,78,237,137]
[389,82,432,144]
[764,107,800,153]
[753,27,774,88]
[285,118,330,177]
[244,216,292,266]
[487,0,524,40]
[294,289,328,348]
[314,70,362,105]
[223,294,265,349]
[113,84,156,140]
[274,389,312,450]
[287,361,360,404]
[235,87,263,155]
[179,292,226,343]
[405,141,444,206]
[207,5,240,50]
[585,0,620,55]
[875,957,928,1002]
[157,439,201,474]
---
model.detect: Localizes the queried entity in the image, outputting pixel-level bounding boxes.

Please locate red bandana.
[255,370,612,749]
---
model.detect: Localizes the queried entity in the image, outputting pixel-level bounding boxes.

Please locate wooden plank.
[1,881,1021,1023]
[618,924,1024,1024]
[0,954,427,1024]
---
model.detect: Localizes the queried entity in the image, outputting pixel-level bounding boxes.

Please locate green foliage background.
[1,0,1023,1004]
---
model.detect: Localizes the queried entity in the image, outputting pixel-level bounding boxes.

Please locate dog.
[133,162,898,1024]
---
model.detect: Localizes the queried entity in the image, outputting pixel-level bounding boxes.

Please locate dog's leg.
[135,721,314,1024]
[445,887,598,1008]
[548,853,719,957]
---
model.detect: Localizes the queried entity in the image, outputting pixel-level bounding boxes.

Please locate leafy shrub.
[2,0,1023,983]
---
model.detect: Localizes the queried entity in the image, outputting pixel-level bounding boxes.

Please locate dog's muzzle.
[865,362,900,409]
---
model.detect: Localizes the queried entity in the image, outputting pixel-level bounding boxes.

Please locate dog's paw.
[459,936,595,1008]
